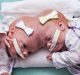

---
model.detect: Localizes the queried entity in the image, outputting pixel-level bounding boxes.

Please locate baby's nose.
[22,51,28,58]
[47,42,52,49]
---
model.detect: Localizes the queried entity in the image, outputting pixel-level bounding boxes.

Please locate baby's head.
[37,9,69,52]
[6,9,69,59]
[7,16,43,59]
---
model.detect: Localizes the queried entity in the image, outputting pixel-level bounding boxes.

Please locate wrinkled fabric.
[0,17,15,75]
[0,47,14,75]
[68,18,80,38]
[1,0,80,19]
[52,28,80,75]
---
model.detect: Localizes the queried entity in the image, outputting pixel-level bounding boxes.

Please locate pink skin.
[6,9,69,59]
[0,33,12,49]
[0,9,69,75]
[38,9,69,60]
[0,72,9,75]
[7,16,43,58]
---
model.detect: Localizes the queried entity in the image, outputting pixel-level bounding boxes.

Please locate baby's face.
[7,9,69,58]
[37,9,69,52]
[7,16,42,58]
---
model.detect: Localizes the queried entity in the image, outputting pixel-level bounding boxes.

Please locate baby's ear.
[57,20,65,31]
[8,25,16,38]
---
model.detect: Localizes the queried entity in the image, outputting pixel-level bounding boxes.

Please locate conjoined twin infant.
[0,9,80,75]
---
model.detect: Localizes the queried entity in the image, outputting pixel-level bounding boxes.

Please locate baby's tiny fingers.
[4,36,13,48]
[47,53,52,60]
[47,56,52,60]
[5,37,13,41]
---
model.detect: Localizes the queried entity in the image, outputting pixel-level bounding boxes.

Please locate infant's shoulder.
[65,29,80,49]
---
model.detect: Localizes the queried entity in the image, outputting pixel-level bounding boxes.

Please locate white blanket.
[14,49,53,68]
[1,0,80,19]
[1,0,80,68]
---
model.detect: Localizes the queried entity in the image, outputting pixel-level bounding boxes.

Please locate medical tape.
[39,10,58,24]
[49,29,60,52]
[13,38,25,59]
[16,21,33,36]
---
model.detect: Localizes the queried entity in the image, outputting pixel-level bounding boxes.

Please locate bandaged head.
[39,10,60,52]
[1,16,34,59]
[13,21,34,59]
[49,29,60,52]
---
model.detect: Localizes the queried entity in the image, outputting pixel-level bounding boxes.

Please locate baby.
[0,9,54,75]
[0,13,44,75]
[0,9,80,75]
[37,9,80,75]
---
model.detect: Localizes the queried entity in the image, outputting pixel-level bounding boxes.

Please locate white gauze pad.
[39,10,58,24]
[13,38,25,59]
[16,21,33,36]
[49,29,60,52]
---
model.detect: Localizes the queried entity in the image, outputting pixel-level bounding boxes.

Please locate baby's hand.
[4,36,12,48]
[0,72,9,75]
[47,53,52,61]
[0,34,12,48]
[0,34,6,48]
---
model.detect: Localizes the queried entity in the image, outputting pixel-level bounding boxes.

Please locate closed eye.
[28,51,32,54]
[22,44,27,49]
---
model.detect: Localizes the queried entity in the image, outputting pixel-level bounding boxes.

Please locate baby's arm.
[0,59,14,75]
[0,65,11,75]
[0,34,14,75]
[0,46,14,75]
[47,50,80,68]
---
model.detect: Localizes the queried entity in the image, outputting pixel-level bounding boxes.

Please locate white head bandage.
[1,16,33,59]
[13,21,33,59]
[39,10,58,24]
[16,21,33,36]
[13,38,25,59]
[49,29,60,52]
